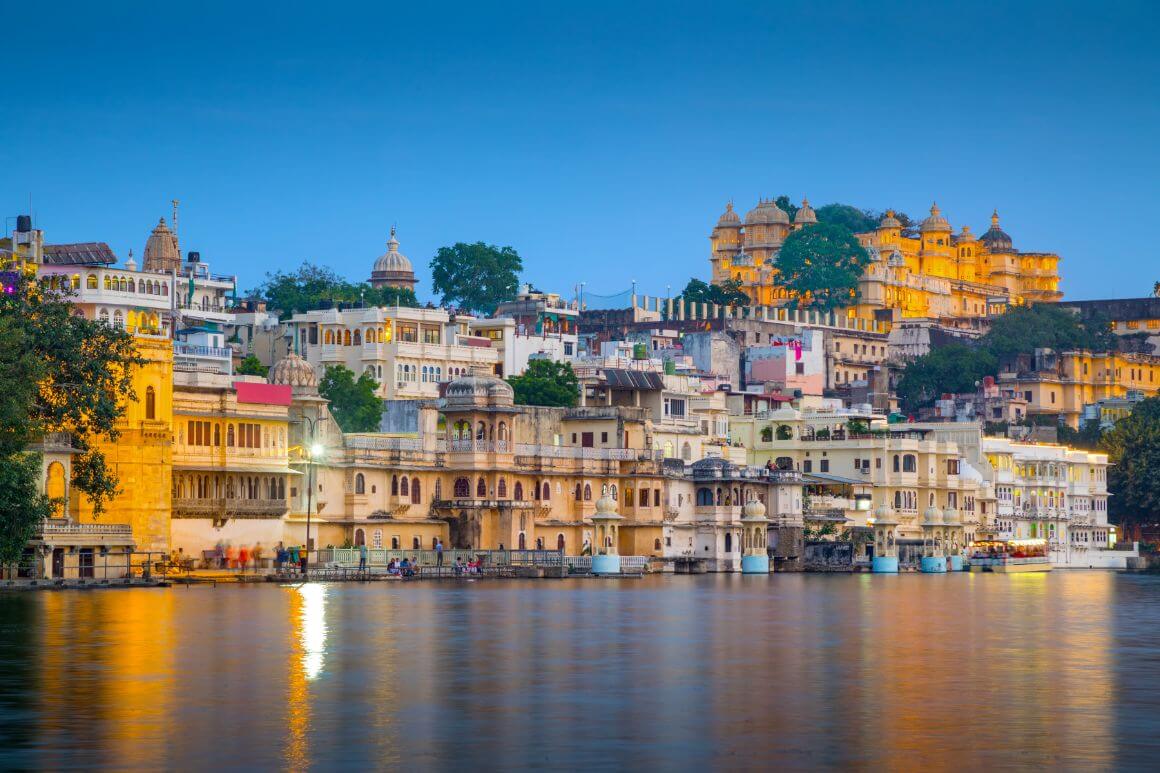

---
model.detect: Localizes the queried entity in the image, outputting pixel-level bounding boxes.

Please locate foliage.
[430,242,522,315]
[775,424,793,440]
[846,419,869,434]
[236,354,269,378]
[0,452,53,566]
[1102,398,1160,531]
[774,195,799,221]
[1153,280,1159,298]
[318,365,382,433]
[507,360,579,408]
[760,426,773,442]
[0,277,142,518]
[804,521,838,541]
[775,223,872,312]
[896,344,998,413]
[983,303,1116,361]
[1057,420,1105,451]
[815,203,879,233]
[676,277,749,307]
[253,261,418,315]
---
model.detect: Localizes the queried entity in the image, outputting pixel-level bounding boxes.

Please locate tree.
[895,344,998,413]
[253,261,419,315]
[815,203,879,233]
[774,195,799,221]
[676,277,750,307]
[1102,397,1160,537]
[0,276,141,563]
[318,365,382,433]
[1153,280,1159,298]
[982,303,1115,361]
[507,360,579,408]
[0,453,53,568]
[775,223,871,312]
[430,242,522,315]
[1057,419,1105,451]
[236,354,269,378]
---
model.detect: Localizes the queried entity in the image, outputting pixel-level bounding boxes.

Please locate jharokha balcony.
[172,497,289,518]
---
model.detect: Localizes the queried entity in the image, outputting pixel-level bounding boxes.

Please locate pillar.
[740,500,770,574]
[871,507,899,573]
[591,494,623,575]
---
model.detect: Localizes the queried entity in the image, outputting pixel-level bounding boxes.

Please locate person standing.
[238,545,250,573]
[436,539,444,568]
[252,543,264,573]
[289,544,300,573]
[358,542,368,573]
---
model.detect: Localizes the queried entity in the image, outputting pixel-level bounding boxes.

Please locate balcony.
[514,443,636,461]
[174,342,232,359]
[172,497,288,518]
[34,518,135,546]
[448,440,512,454]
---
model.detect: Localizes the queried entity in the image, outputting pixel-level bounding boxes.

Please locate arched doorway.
[724,533,732,553]
[354,528,365,546]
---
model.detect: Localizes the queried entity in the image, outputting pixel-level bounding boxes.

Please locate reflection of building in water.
[283,584,322,769]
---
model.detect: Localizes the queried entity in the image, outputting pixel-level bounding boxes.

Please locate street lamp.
[294,413,324,573]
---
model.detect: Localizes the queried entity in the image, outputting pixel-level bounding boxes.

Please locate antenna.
[171,199,180,236]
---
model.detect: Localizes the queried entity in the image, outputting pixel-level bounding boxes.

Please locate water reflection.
[0,573,1157,769]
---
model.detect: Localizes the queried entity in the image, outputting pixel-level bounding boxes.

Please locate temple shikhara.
[709,199,1063,320]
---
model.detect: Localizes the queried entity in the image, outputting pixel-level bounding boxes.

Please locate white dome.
[742,499,767,519]
[923,506,942,525]
[745,198,789,226]
[594,494,621,518]
[373,226,413,274]
[793,197,817,225]
[444,371,514,409]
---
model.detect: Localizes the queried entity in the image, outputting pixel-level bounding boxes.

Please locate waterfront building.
[996,347,1160,427]
[1057,297,1160,356]
[663,457,804,572]
[709,200,1062,319]
[169,372,295,555]
[980,437,1136,568]
[286,305,503,398]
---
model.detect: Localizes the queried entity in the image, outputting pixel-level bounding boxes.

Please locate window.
[391,475,399,496]
[400,476,409,496]
[583,484,592,501]
[515,481,524,500]
[355,473,365,494]
[902,455,916,473]
[803,460,813,472]
[145,386,156,420]
[663,398,686,418]
[498,478,508,498]
[600,432,608,444]
[542,482,550,500]
[476,477,487,497]
[411,478,421,504]
[454,477,469,498]
[820,459,829,472]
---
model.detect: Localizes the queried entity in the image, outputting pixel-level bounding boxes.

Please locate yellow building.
[710,200,1062,320]
[71,334,174,554]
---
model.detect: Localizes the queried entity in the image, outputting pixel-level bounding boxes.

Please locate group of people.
[274,542,309,573]
[453,557,484,576]
[210,541,266,572]
[386,557,419,577]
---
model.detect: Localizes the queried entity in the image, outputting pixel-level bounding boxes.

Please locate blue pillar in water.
[871,555,899,573]
[948,554,964,572]
[921,556,948,573]
[741,554,770,574]
[591,554,621,575]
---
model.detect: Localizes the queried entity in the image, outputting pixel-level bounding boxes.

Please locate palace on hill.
[709,199,1062,320]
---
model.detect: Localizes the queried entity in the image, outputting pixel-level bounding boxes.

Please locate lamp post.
[295,414,324,572]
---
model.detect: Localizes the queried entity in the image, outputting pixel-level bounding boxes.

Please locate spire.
[387,224,399,251]
[991,209,1000,228]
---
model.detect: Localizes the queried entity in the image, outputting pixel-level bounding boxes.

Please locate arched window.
[725,533,733,553]
[892,454,900,472]
[87,274,98,289]
[610,484,618,501]
[213,424,221,446]
[391,475,399,495]
[654,538,662,551]
[355,528,365,546]
[498,422,508,440]
[343,330,352,346]
[894,491,902,509]
[434,478,442,500]
[498,478,508,498]
[161,283,168,296]
[476,421,486,441]
[696,488,713,506]
[903,455,917,473]
[583,484,592,501]
[557,533,566,550]
[476,477,486,497]
[391,536,400,549]
[112,310,124,328]
[514,481,524,500]
[775,456,793,470]
[410,478,421,504]
[575,483,582,500]
[518,532,527,550]
[145,386,156,420]
[400,476,409,496]
[542,482,550,501]
[325,330,335,345]
[128,279,136,293]
[454,477,469,498]
[355,473,365,494]
[227,424,235,446]
[353,330,362,345]
[681,442,692,461]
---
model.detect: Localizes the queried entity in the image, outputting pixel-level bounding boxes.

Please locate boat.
[967,539,1052,573]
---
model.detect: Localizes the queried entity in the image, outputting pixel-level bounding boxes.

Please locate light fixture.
[310,442,324,458]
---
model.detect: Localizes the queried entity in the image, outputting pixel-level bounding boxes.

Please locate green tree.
[0,452,53,568]
[1057,420,1105,451]
[982,303,1116,361]
[775,223,871,312]
[774,195,799,221]
[815,203,879,233]
[507,360,579,407]
[895,344,998,413]
[1102,397,1160,536]
[676,277,750,307]
[236,354,269,378]
[318,365,382,433]
[253,261,419,315]
[0,277,141,564]
[430,242,522,315]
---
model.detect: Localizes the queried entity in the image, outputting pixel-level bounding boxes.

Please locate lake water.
[2,572,1158,770]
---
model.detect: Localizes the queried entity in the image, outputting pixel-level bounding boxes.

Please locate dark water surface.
[2,572,1159,771]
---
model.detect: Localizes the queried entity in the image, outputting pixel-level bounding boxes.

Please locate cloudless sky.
[4,1,1158,304]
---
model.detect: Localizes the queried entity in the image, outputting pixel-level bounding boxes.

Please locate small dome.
[980,210,1013,251]
[742,499,767,519]
[124,249,138,271]
[444,370,515,409]
[745,198,789,226]
[269,352,317,387]
[942,506,960,523]
[923,506,942,524]
[716,201,741,227]
[919,202,952,233]
[793,197,817,225]
[878,209,902,230]
[373,226,414,274]
[594,494,621,517]
[143,217,181,272]
[958,225,975,242]
[874,504,891,518]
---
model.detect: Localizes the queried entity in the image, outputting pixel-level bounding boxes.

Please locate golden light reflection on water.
[4,572,1151,769]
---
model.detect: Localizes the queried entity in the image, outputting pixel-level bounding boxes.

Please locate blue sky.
[4,1,1157,304]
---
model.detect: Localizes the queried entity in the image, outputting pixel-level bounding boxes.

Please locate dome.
[124,250,138,272]
[979,210,1013,251]
[370,226,417,290]
[742,499,767,519]
[716,201,741,227]
[957,225,975,242]
[878,209,902,230]
[942,506,960,523]
[443,370,515,409]
[143,217,181,272]
[923,506,942,525]
[745,198,789,226]
[958,459,985,485]
[874,504,891,518]
[919,202,952,233]
[269,352,317,388]
[793,197,817,226]
[594,494,622,518]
